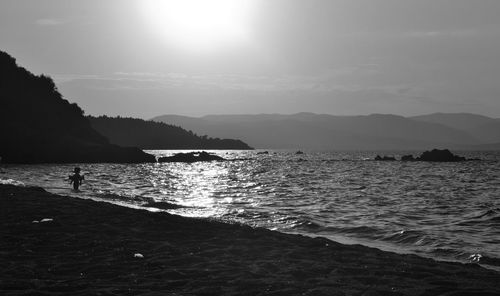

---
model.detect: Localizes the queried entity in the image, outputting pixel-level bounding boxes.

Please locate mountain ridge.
[152,112,498,150]
[411,112,500,144]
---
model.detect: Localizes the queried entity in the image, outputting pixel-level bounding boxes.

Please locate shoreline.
[1,184,499,295]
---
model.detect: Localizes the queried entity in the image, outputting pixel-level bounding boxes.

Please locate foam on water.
[2,150,500,270]
[0,178,25,186]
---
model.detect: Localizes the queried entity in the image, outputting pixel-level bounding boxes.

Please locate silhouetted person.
[69,167,84,190]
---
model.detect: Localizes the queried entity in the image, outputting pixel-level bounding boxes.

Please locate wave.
[458,208,500,226]
[95,192,153,204]
[381,230,431,245]
[472,208,500,219]
[291,219,322,230]
[477,255,500,267]
[143,201,186,210]
[0,178,25,186]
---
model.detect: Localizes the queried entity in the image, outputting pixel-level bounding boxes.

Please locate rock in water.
[416,149,466,162]
[401,155,416,161]
[374,155,396,161]
[158,151,225,163]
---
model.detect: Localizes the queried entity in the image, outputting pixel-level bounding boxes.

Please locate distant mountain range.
[410,113,500,144]
[152,113,500,150]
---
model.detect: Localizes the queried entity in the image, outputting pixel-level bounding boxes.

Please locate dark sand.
[1,185,499,296]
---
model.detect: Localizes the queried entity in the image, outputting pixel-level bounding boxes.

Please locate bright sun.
[141,0,253,52]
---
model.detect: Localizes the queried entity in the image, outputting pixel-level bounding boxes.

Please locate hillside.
[411,113,494,131]
[0,50,155,163]
[88,116,252,150]
[411,113,500,143]
[152,113,481,150]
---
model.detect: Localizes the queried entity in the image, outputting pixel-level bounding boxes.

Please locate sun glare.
[141,0,254,52]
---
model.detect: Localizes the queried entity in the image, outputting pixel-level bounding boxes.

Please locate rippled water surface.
[2,150,500,270]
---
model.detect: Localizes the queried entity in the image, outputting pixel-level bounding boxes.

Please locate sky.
[1,0,500,119]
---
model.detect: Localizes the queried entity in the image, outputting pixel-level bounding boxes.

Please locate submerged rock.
[158,151,225,163]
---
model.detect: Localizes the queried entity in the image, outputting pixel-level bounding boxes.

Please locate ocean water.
[2,150,500,270]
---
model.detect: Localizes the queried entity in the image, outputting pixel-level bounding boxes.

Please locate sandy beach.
[1,184,499,296]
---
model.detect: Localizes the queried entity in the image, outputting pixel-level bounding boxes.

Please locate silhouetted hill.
[151,113,480,150]
[0,50,155,163]
[411,113,500,143]
[88,116,252,150]
[411,113,493,131]
[471,120,500,143]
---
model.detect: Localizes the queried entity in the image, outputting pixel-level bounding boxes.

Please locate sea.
[2,150,500,271]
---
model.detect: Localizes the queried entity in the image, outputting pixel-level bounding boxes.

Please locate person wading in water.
[69,167,84,190]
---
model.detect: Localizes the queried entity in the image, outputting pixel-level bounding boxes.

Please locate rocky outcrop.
[401,149,468,162]
[401,155,416,161]
[373,149,472,162]
[158,151,225,163]
[415,149,466,162]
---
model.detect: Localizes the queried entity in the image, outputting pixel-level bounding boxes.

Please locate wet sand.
[1,184,499,295]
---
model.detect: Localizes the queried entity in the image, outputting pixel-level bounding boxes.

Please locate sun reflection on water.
[148,161,237,217]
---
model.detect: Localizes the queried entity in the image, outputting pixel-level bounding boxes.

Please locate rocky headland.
[0,51,155,164]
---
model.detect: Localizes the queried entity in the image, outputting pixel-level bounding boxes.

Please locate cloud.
[406,30,479,38]
[51,74,101,83]
[110,67,385,93]
[55,66,389,94]
[35,18,65,26]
